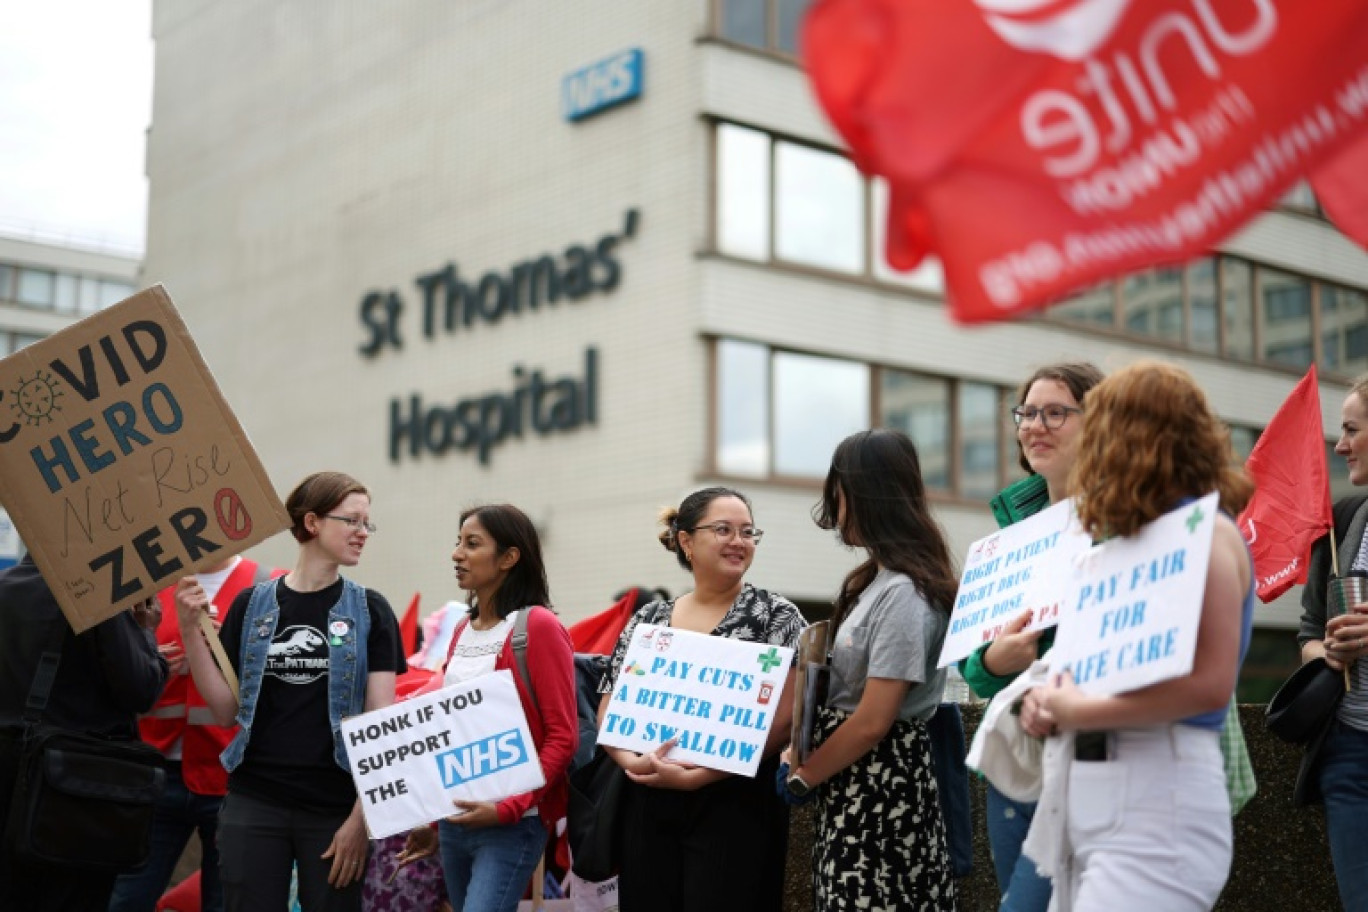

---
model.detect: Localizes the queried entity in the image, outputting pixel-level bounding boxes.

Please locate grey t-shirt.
[826,568,948,723]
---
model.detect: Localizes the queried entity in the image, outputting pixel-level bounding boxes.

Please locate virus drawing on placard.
[10,371,63,426]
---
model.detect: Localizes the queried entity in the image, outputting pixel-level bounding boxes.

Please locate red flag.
[399,592,420,658]
[1237,366,1333,602]
[803,0,1368,323]
[568,589,638,654]
[1311,128,1368,249]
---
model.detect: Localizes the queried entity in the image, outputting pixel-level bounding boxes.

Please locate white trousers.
[1057,725,1231,912]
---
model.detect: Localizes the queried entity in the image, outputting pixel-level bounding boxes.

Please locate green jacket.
[959,473,1056,699]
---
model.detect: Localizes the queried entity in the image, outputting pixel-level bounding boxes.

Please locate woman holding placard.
[783,428,958,910]
[1298,372,1368,909]
[961,361,1102,912]
[175,471,401,912]
[597,487,804,912]
[436,504,577,912]
[1019,362,1254,910]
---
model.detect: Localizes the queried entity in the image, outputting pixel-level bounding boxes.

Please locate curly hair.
[1069,361,1253,539]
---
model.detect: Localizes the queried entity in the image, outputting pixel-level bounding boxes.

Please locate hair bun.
[657,507,680,552]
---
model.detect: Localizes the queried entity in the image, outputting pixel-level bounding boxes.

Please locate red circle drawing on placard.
[215,488,252,541]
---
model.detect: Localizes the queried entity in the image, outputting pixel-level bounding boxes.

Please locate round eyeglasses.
[1011,405,1082,430]
[689,522,764,544]
[323,514,378,534]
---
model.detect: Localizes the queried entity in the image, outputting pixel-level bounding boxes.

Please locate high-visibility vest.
[138,559,274,795]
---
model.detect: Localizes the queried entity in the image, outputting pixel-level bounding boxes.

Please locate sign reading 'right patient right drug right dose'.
[1050,493,1219,697]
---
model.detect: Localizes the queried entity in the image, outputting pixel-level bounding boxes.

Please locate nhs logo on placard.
[437,729,530,787]
[563,49,644,122]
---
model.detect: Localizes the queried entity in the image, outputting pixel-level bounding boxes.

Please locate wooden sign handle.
[199,611,241,703]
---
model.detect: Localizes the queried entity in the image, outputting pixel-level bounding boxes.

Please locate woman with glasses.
[782,429,958,910]
[598,487,804,912]
[960,362,1103,912]
[1020,362,1254,909]
[435,504,577,912]
[175,471,400,912]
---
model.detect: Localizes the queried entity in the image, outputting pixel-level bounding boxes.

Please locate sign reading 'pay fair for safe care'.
[938,498,1093,668]
[597,624,793,777]
[1050,493,1220,697]
[343,671,544,840]
[0,286,289,632]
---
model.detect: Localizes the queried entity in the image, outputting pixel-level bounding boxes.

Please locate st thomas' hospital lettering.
[356,210,639,467]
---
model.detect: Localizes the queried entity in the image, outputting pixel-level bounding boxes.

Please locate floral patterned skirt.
[813,706,956,911]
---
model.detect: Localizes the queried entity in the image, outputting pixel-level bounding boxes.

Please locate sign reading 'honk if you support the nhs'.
[1050,493,1220,697]
[342,671,544,839]
[597,624,793,777]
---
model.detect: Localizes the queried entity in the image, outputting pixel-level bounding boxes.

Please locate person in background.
[784,429,957,910]
[176,471,399,912]
[0,555,168,911]
[1298,372,1368,910]
[960,361,1103,912]
[436,504,577,912]
[599,487,804,912]
[110,554,275,912]
[1020,362,1254,910]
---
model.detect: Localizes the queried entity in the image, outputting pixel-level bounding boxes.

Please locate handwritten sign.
[342,670,545,839]
[0,286,290,632]
[938,498,1092,668]
[1049,493,1219,696]
[597,624,793,776]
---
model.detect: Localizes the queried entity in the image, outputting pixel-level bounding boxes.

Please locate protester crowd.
[0,362,1365,912]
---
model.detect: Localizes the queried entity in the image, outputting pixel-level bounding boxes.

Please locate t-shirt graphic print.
[266,624,329,684]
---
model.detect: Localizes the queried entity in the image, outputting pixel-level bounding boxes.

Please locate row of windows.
[0,331,46,358]
[712,0,813,58]
[711,122,1368,379]
[0,262,136,316]
[712,338,1357,504]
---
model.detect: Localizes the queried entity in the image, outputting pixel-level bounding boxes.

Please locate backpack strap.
[509,608,542,720]
[23,616,69,725]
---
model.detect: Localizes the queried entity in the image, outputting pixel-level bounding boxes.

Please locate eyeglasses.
[323,515,378,534]
[689,522,764,544]
[1011,405,1082,430]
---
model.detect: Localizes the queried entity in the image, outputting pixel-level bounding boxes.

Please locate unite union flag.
[803,0,1368,322]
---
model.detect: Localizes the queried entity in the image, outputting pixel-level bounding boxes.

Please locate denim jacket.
[220,577,372,773]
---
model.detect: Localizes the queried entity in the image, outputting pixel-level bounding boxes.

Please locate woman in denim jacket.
[177,471,400,912]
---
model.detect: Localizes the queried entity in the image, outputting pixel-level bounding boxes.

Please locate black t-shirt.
[220,576,398,812]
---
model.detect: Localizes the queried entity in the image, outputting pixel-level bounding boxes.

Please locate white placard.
[1049,493,1220,696]
[938,498,1093,667]
[597,624,793,776]
[342,670,545,839]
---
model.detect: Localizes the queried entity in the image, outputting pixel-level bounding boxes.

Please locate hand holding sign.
[981,609,1042,680]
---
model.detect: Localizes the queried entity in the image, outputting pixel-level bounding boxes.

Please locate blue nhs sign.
[563,49,644,122]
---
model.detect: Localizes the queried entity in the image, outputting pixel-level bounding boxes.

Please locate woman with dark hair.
[1298,372,1368,908]
[783,428,957,910]
[175,471,400,912]
[598,487,804,912]
[1020,362,1255,909]
[437,504,577,912]
[961,361,1103,912]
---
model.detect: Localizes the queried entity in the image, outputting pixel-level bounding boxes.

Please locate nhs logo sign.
[563,49,644,122]
[437,729,531,788]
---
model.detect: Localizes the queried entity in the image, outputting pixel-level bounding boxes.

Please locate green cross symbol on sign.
[757,647,782,673]
[1185,504,1206,534]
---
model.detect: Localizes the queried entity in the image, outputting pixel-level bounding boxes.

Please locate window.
[713,339,1016,498]
[1321,286,1368,376]
[1222,258,1255,361]
[714,0,815,56]
[716,339,770,477]
[0,265,12,300]
[98,280,136,309]
[773,351,869,476]
[717,124,771,261]
[870,180,944,293]
[1051,282,1115,328]
[16,269,55,307]
[774,142,863,273]
[1188,259,1218,353]
[1259,268,1314,368]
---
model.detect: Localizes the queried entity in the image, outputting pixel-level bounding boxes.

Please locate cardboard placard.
[1049,493,1219,696]
[597,624,793,777]
[0,285,290,632]
[342,671,545,839]
[938,498,1093,668]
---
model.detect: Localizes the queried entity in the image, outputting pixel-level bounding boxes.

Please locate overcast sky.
[0,1,153,255]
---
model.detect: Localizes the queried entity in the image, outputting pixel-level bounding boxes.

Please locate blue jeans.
[1321,721,1368,912]
[109,762,224,912]
[439,816,545,912]
[985,782,1052,912]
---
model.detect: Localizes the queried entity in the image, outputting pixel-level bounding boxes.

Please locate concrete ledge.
[784,704,1336,911]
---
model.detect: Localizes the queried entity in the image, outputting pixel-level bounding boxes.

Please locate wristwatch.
[785,772,812,798]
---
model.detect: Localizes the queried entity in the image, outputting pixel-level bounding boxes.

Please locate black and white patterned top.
[598,583,806,694]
